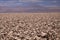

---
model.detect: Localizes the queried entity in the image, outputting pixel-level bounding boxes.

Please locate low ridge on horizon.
[0,0,60,13]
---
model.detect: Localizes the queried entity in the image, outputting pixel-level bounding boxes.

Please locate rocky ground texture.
[0,13,60,40]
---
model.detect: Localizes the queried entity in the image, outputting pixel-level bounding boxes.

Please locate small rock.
[41,32,47,37]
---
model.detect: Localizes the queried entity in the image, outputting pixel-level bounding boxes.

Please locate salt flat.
[0,13,60,40]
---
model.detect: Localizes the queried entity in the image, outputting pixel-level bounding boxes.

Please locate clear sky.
[0,0,60,12]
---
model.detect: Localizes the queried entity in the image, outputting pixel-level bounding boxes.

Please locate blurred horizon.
[0,0,60,13]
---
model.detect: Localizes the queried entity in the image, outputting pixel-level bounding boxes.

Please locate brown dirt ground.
[0,13,60,40]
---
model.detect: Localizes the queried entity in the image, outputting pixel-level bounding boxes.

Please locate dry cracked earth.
[0,13,60,40]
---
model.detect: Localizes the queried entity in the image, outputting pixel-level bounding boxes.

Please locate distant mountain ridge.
[0,6,60,13]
